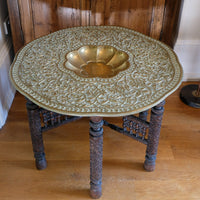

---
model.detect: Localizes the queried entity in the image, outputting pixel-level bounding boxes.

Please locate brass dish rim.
[64,45,130,78]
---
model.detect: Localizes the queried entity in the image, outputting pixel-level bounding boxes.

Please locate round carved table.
[10,26,183,198]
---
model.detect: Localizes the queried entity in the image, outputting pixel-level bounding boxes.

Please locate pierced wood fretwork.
[40,108,81,132]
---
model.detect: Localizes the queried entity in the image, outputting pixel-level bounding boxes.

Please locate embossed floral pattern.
[10,26,183,116]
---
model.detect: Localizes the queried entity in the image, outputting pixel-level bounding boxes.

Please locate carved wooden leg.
[139,110,148,121]
[26,99,47,170]
[89,117,104,199]
[144,101,165,172]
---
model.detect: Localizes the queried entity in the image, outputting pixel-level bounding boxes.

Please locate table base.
[26,99,165,198]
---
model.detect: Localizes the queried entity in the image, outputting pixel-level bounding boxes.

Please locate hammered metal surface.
[10,26,183,116]
[65,45,129,78]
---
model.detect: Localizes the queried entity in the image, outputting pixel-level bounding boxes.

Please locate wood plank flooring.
[0,82,200,200]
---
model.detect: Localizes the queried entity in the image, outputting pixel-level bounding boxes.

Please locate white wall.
[0,0,15,129]
[174,0,200,81]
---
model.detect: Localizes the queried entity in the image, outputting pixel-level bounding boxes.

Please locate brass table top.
[10,26,183,117]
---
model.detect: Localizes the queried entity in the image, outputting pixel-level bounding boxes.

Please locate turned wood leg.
[144,101,165,172]
[139,110,148,121]
[26,99,47,170]
[89,117,104,199]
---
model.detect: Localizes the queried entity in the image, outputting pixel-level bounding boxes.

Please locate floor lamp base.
[180,84,200,108]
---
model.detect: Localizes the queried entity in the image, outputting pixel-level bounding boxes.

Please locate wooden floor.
[0,82,200,200]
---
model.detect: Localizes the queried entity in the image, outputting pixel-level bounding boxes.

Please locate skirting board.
[0,39,15,129]
[183,73,200,82]
[174,40,200,81]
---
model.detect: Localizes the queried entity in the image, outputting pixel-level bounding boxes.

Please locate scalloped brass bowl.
[65,45,129,78]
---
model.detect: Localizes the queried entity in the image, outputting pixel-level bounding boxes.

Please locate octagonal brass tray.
[10,26,183,117]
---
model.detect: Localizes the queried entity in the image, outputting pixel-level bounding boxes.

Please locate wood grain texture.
[80,0,90,26]
[31,0,52,38]
[0,82,200,199]
[150,0,165,40]
[6,0,24,52]
[7,0,184,53]
[160,0,184,48]
[18,0,34,44]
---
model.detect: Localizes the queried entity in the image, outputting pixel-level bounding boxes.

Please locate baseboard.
[0,38,15,129]
[0,87,15,128]
[0,38,12,67]
[175,40,200,46]
[174,40,200,81]
[183,73,200,81]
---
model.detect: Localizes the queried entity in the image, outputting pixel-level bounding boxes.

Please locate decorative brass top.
[10,26,183,117]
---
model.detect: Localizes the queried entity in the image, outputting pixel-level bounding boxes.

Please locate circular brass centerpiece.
[65,45,129,78]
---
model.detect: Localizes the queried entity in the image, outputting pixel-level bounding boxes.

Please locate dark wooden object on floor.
[25,97,165,198]
[180,84,200,108]
[89,117,104,199]
[26,98,82,170]
[144,101,165,171]
[26,99,47,170]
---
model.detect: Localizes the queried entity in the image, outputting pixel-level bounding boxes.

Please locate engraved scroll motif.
[11,26,182,116]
